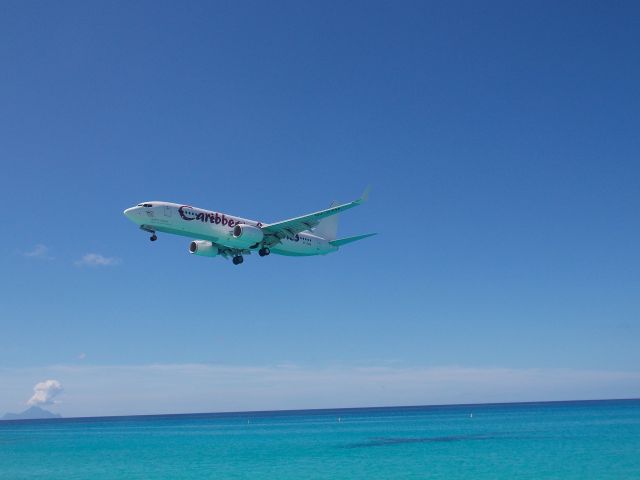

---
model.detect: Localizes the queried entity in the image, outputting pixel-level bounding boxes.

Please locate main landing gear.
[150,234,158,242]
[232,255,244,265]
[258,248,270,257]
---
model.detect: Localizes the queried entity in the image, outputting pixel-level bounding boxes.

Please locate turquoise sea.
[1,400,639,479]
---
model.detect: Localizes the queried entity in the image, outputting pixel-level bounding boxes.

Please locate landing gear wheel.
[258,248,270,257]
[150,234,158,242]
[232,255,244,265]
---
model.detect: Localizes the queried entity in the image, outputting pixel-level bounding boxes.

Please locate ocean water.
[1,400,639,479]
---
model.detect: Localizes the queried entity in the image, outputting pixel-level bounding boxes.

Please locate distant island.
[2,406,61,421]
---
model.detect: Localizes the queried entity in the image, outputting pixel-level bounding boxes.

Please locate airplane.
[123,189,375,265]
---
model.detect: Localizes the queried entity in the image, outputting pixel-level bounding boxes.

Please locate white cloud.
[27,379,63,406]
[74,253,121,267]
[2,364,639,418]
[23,244,53,259]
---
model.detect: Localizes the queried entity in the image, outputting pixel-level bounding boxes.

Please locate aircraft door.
[164,206,172,217]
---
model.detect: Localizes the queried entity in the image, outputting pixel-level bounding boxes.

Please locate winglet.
[357,186,371,204]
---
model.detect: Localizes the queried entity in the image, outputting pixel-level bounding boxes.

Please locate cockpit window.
[143,203,153,207]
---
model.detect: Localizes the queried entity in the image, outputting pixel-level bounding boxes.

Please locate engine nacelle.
[189,240,219,257]
[232,224,264,248]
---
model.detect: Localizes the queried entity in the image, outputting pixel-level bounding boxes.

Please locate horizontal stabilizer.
[329,233,376,247]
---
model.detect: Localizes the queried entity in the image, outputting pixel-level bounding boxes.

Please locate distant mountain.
[2,406,61,420]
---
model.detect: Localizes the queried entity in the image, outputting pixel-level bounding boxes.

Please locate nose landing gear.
[232,255,244,265]
[258,248,270,257]
[141,226,157,242]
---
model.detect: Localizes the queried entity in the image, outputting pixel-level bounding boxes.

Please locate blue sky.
[1,1,639,416]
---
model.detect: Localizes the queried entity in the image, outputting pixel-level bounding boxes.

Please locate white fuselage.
[123,201,337,256]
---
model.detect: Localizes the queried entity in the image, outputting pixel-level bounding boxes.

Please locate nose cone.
[123,207,139,220]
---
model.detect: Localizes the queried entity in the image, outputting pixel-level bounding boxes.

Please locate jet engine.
[232,224,264,248]
[189,240,219,257]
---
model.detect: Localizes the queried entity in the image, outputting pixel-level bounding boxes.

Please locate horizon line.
[2,397,638,424]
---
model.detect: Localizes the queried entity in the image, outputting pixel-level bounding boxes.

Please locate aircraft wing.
[261,188,369,246]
